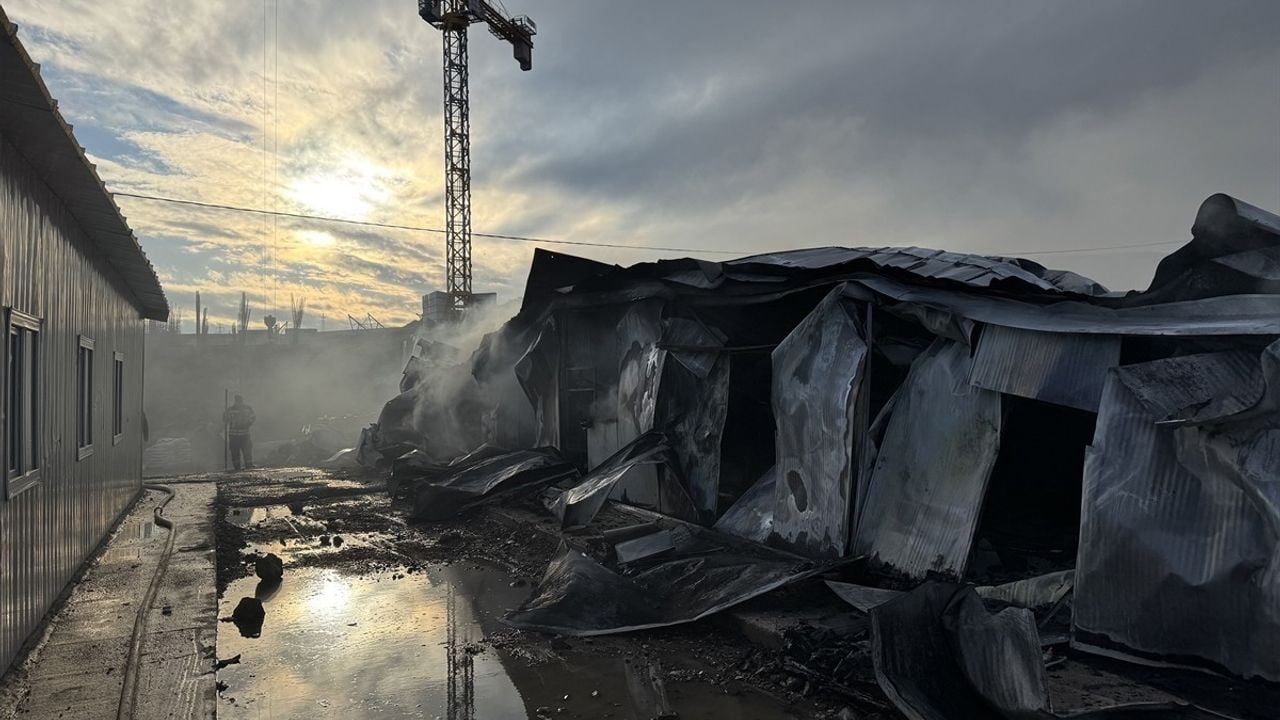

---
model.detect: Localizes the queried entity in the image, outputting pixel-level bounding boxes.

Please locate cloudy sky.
[6,1,1278,328]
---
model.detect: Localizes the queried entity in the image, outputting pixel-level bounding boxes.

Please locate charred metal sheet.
[825,581,902,613]
[881,301,975,345]
[1058,703,1256,719]
[843,275,1280,336]
[615,301,664,445]
[870,583,1048,720]
[769,288,868,558]
[551,431,697,528]
[395,447,579,521]
[1211,245,1280,281]
[1144,193,1280,301]
[1115,351,1261,423]
[614,530,677,564]
[506,541,821,636]
[944,590,1049,718]
[729,245,1105,296]
[712,466,776,544]
[976,570,1075,610]
[663,353,730,520]
[870,585,1235,720]
[1127,339,1280,426]
[660,316,726,378]
[969,324,1121,411]
[1075,358,1280,681]
[610,303,666,504]
[853,341,1001,579]
[646,316,731,519]
[514,317,561,448]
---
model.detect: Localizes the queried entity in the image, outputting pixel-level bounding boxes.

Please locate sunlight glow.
[287,155,393,221]
[307,572,350,615]
[298,230,336,248]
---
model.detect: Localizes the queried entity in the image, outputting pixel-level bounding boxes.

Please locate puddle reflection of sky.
[217,563,803,719]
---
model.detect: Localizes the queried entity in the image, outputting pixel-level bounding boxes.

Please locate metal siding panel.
[0,137,144,672]
[969,324,1122,411]
[852,340,1002,580]
[770,288,867,558]
[1074,365,1280,681]
[0,17,168,321]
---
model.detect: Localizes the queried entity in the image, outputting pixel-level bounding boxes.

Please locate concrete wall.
[0,137,147,672]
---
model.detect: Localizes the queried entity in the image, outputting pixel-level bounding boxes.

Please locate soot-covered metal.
[367,193,1280,711]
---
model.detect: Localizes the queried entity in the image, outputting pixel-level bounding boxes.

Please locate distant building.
[0,9,168,673]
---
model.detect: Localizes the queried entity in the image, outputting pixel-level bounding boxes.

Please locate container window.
[112,353,124,442]
[6,309,42,497]
[77,336,94,459]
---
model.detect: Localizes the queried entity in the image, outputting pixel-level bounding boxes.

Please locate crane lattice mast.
[418,0,535,314]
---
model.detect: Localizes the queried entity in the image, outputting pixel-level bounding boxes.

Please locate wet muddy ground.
[212,469,874,719]
[207,469,1280,720]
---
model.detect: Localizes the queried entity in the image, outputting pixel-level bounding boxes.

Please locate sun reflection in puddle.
[216,562,806,719]
[306,571,351,615]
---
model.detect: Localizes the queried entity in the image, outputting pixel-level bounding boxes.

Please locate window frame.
[6,309,42,498]
[112,352,124,445]
[77,335,94,460]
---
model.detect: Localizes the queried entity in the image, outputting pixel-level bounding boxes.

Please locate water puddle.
[217,564,804,719]
[99,514,156,563]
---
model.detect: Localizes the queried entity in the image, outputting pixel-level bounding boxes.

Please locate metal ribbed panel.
[969,324,1121,411]
[1074,361,1280,681]
[0,137,144,673]
[727,246,1107,296]
[0,10,168,321]
[852,340,1002,579]
[770,288,867,558]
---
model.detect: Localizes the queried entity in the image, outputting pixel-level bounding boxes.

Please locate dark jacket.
[223,404,256,437]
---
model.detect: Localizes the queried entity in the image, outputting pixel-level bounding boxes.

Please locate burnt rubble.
[365,193,1280,716]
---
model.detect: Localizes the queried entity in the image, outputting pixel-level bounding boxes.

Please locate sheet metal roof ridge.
[725,245,1097,292]
[567,245,1112,301]
[0,8,169,321]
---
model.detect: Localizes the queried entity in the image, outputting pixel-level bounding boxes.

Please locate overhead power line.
[111,191,1183,258]
[1017,239,1182,256]
[111,191,741,254]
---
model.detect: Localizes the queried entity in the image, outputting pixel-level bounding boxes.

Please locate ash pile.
[360,193,1280,718]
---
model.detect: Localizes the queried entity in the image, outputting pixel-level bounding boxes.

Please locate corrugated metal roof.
[728,245,1108,296]
[845,275,1280,336]
[0,9,168,320]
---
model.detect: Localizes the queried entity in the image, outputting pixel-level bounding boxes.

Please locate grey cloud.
[6,0,1278,310]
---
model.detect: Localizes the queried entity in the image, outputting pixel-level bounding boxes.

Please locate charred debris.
[361,193,1280,715]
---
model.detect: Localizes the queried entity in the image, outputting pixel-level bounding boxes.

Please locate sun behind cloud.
[287,154,393,221]
[297,229,336,248]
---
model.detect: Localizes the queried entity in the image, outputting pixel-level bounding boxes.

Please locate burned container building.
[0,10,169,674]
[374,192,1280,686]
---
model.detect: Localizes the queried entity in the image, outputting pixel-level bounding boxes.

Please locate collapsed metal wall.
[853,340,1002,579]
[0,137,146,672]
[769,289,867,558]
[467,195,1280,683]
[1075,347,1280,681]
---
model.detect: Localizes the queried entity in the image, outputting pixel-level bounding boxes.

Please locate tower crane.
[418,0,536,314]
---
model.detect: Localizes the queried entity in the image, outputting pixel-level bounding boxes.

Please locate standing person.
[223,394,257,471]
